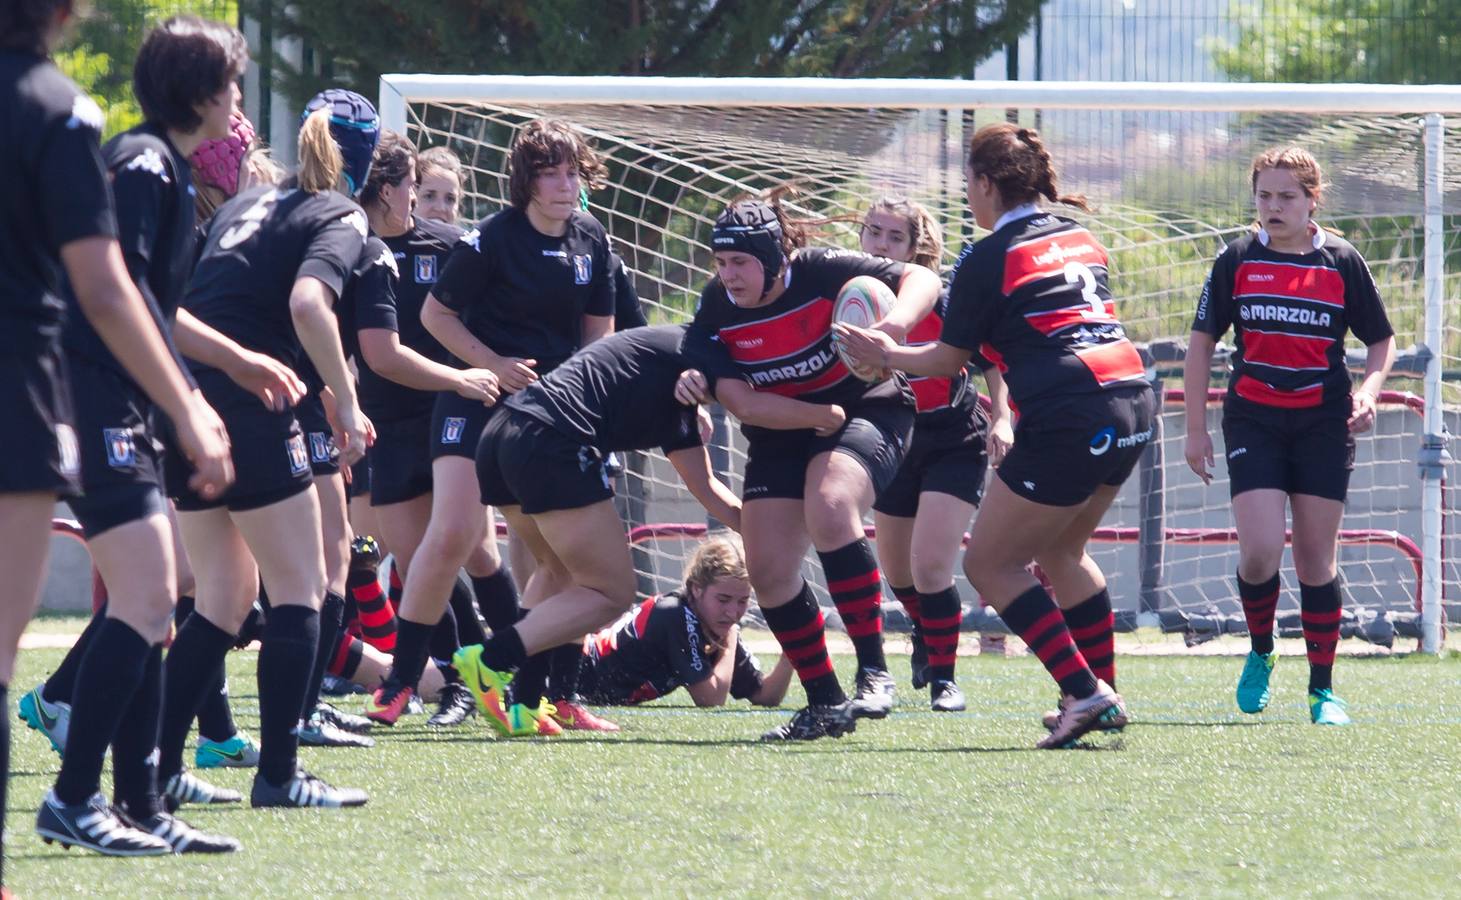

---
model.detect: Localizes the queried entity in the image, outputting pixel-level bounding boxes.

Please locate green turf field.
[8,624,1461,898]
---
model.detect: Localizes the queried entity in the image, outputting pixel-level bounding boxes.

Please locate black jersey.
[0,51,115,351]
[1193,227,1392,412]
[585,593,765,704]
[504,324,702,455]
[62,123,196,383]
[942,211,1147,414]
[347,216,460,422]
[431,207,615,374]
[611,250,648,330]
[685,247,914,440]
[183,185,369,371]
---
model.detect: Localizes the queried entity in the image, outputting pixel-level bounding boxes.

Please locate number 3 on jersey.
[218,189,280,250]
[1064,261,1108,318]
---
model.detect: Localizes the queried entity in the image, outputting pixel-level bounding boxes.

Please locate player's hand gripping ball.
[832,275,895,383]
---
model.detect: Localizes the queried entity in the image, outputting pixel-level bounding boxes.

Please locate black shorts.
[1222,397,1355,501]
[873,407,988,517]
[167,368,313,512]
[369,413,434,506]
[997,385,1157,508]
[65,357,166,538]
[476,409,613,515]
[742,400,914,502]
[431,390,499,461]
[346,457,371,501]
[296,393,340,477]
[0,338,79,496]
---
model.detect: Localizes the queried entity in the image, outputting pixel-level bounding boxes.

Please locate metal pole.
[1419,113,1449,654]
[1138,376,1165,621]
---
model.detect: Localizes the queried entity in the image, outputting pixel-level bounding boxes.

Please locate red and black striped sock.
[1062,588,1115,688]
[1000,584,1098,699]
[1238,571,1280,656]
[1300,579,1342,692]
[349,566,396,652]
[919,586,962,683]
[818,539,887,672]
[890,582,922,639]
[328,632,364,680]
[761,582,845,706]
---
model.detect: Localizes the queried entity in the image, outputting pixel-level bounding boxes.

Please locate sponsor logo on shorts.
[1229,446,1247,459]
[743,484,769,497]
[308,431,336,464]
[1116,424,1155,449]
[103,428,136,468]
[286,434,309,475]
[57,424,80,478]
[1089,427,1115,456]
[414,254,437,283]
[441,416,466,445]
[572,254,592,285]
[1022,480,1036,492]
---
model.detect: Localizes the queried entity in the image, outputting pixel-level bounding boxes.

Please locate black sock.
[0,683,9,886]
[256,604,319,785]
[158,612,236,782]
[514,651,549,709]
[481,625,529,673]
[112,644,163,818]
[194,655,237,744]
[919,586,962,684]
[54,617,150,805]
[817,539,887,671]
[762,583,845,706]
[547,642,584,701]
[43,603,107,704]
[471,570,520,633]
[449,573,487,647]
[300,592,344,720]
[386,618,437,690]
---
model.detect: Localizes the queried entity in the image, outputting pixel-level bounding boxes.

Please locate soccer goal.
[379,75,1459,653]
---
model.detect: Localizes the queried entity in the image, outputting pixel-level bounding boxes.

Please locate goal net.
[381,76,1460,652]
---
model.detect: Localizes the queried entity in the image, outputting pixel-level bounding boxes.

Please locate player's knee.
[1290,545,1337,585]
[1237,543,1283,581]
[910,554,956,594]
[805,494,862,550]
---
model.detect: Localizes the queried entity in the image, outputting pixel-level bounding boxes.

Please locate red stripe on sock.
[1049,653,1088,683]
[826,570,882,596]
[1302,609,1343,625]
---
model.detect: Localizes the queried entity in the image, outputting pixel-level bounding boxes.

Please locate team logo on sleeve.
[103,428,137,468]
[441,417,466,445]
[461,228,481,251]
[342,210,368,240]
[572,254,592,284]
[123,149,170,182]
[414,255,437,283]
[308,431,337,464]
[66,95,104,132]
[286,434,309,475]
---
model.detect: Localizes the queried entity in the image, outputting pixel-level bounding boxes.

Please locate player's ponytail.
[683,532,748,598]
[967,123,1090,214]
[297,108,345,194]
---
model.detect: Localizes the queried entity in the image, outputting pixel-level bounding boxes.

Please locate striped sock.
[350,570,396,652]
[761,582,844,706]
[1062,588,1115,688]
[1300,579,1342,692]
[817,539,886,672]
[1238,571,1280,656]
[1000,584,1098,699]
[919,586,962,683]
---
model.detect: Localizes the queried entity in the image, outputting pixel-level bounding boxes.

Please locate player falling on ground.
[857,196,1012,711]
[369,119,618,735]
[1183,146,1395,726]
[837,123,1147,748]
[575,534,793,709]
[17,14,247,858]
[449,323,742,734]
[347,131,503,727]
[154,88,380,810]
[675,191,942,739]
[0,2,233,872]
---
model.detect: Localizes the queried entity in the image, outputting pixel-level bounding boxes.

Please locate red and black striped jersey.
[941,210,1146,414]
[905,290,974,418]
[686,247,914,440]
[1192,226,1392,411]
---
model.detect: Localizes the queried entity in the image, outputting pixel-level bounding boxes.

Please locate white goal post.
[380,74,1457,654]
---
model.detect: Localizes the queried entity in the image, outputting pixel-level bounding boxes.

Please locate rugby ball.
[832,275,895,382]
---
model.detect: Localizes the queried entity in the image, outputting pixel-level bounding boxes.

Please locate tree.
[1213,0,1460,84]
[254,0,1042,105]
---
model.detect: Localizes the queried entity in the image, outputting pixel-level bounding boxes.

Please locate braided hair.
[965,123,1090,213]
